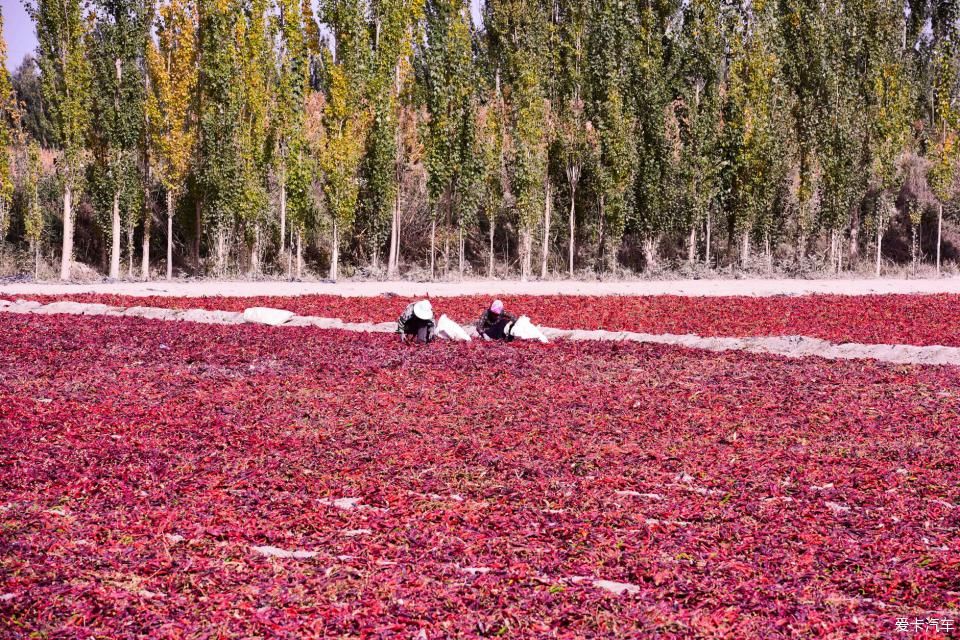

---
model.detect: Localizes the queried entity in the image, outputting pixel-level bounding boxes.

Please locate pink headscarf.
[490,299,504,314]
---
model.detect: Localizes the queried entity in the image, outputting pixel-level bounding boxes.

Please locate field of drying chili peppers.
[16,292,960,347]
[1,310,958,639]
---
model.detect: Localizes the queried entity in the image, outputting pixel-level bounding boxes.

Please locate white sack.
[510,316,548,343]
[243,307,295,326]
[435,314,472,341]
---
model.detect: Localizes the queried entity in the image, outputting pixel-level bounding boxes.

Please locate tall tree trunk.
[521,227,532,281]
[296,229,303,279]
[541,180,552,279]
[568,185,576,277]
[33,241,40,280]
[59,185,73,281]
[504,233,509,277]
[741,231,750,267]
[596,196,605,273]
[430,218,436,280]
[110,189,121,279]
[127,224,135,278]
[214,229,227,277]
[250,224,261,277]
[194,198,202,272]
[837,232,843,272]
[688,225,696,265]
[849,204,861,263]
[458,225,465,279]
[388,197,399,277]
[765,232,772,272]
[937,203,943,275]
[911,223,918,274]
[876,214,883,277]
[279,177,286,262]
[705,208,712,267]
[443,230,450,276]
[142,213,151,281]
[489,221,495,277]
[110,61,122,280]
[330,220,339,281]
[643,237,658,272]
[166,191,174,281]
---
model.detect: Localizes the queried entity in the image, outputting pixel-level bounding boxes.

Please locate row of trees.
[1,0,959,281]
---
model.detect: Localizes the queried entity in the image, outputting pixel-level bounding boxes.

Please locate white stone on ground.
[319,497,363,510]
[825,501,852,514]
[251,545,318,559]
[122,306,178,320]
[615,491,664,500]
[176,309,245,325]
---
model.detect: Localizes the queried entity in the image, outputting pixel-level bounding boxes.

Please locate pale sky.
[2,0,34,71]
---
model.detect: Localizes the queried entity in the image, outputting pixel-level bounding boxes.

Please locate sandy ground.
[4,276,960,298]
[4,298,960,366]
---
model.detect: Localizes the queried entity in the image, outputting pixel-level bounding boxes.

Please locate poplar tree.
[365,0,423,274]
[0,9,16,250]
[197,0,244,274]
[555,0,594,276]
[237,0,272,274]
[777,0,827,260]
[147,0,198,280]
[928,6,960,274]
[512,64,548,280]
[586,0,639,272]
[672,0,723,266]
[31,0,93,280]
[318,0,371,281]
[420,0,476,278]
[722,0,786,268]
[24,143,45,277]
[89,0,149,279]
[273,0,311,273]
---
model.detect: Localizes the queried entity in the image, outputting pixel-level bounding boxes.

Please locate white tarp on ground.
[8,298,960,366]
[435,314,472,341]
[243,307,295,326]
[510,316,549,343]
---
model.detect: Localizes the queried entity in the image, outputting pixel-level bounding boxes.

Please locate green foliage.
[13,0,960,275]
[313,41,370,237]
[88,0,149,237]
[30,0,93,187]
[721,1,787,242]
[147,0,199,197]
[11,56,54,147]
[197,0,272,254]
[24,143,45,249]
[0,9,17,241]
[362,0,424,260]
[235,0,271,238]
[670,0,724,238]
[511,64,548,233]
[419,0,477,222]
[595,85,635,250]
[274,0,311,235]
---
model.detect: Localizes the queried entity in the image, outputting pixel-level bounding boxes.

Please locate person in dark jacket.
[476,299,516,341]
[397,300,436,343]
